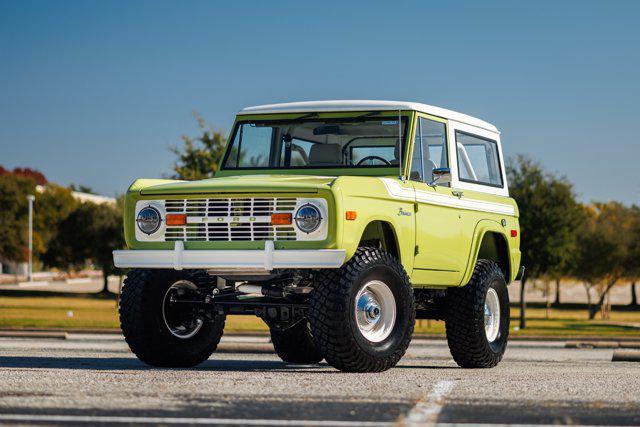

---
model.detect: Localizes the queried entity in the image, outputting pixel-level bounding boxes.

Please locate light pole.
[27,195,35,282]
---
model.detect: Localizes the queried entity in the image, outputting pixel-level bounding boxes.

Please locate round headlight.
[294,204,322,234]
[136,206,162,235]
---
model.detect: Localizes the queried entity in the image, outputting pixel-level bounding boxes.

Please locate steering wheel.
[357,155,391,166]
[356,156,391,166]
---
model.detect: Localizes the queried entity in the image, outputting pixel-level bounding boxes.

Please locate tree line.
[508,156,640,326]
[2,116,638,322]
[0,167,123,293]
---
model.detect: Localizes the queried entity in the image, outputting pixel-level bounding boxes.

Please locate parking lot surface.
[0,334,638,426]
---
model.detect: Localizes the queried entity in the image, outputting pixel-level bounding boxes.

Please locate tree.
[624,205,640,306]
[506,155,584,328]
[33,184,77,258]
[11,167,48,185]
[0,173,37,263]
[0,172,76,270]
[170,112,227,180]
[573,202,634,319]
[44,201,124,294]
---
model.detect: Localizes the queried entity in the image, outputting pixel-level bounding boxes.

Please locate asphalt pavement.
[0,334,638,426]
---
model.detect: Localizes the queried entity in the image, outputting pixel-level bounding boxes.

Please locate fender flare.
[346,215,413,272]
[459,219,512,286]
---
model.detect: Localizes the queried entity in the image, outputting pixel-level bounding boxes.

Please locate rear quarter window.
[455,131,503,187]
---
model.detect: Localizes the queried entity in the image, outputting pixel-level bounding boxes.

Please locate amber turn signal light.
[166,214,187,226]
[271,213,292,225]
[345,211,357,220]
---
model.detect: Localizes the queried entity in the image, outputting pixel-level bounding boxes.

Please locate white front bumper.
[112,241,346,271]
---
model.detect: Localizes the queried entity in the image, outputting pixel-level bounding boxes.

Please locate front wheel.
[309,247,415,372]
[445,259,510,368]
[119,269,225,367]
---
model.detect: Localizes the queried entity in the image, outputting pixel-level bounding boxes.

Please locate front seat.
[309,143,342,166]
[391,139,401,166]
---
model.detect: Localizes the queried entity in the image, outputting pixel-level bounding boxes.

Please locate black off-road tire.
[119,269,225,367]
[309,247,415,372]
[445,259,510,368]
[270,321,323,364]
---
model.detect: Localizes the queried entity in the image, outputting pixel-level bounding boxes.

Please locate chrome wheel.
[162,280,203,339]
[354,280,396,343]
[484,287,501,343]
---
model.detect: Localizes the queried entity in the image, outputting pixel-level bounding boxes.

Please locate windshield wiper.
[355,111,383,118]
[291,112,319,121]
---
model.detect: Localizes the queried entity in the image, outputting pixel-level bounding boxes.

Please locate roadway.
[0,334,638,426]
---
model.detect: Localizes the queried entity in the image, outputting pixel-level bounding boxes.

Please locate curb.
[565,341,620,349]
[0,331,68,340]
[612,350,640,362]
[0,328,122,335]
[565,340,640,349]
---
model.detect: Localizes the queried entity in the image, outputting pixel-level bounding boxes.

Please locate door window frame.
[409,113,450,184]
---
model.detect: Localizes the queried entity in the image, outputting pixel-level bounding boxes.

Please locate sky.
[1,0,639,202]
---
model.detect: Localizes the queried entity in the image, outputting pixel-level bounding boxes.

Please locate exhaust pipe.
[236,284,284,298]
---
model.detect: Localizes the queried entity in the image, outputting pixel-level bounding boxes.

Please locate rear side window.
[456,131,503,187]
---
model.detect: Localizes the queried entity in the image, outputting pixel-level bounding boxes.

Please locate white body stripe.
[380,178,515,216]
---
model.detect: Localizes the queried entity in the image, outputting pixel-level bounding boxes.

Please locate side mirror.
[428,167,451,187]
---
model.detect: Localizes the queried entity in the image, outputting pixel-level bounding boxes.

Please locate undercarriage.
[165,269,448,332]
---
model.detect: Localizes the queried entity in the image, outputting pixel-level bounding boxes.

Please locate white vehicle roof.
[239,100,498,133]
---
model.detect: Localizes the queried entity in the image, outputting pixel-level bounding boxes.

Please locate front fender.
[330,177,416,273]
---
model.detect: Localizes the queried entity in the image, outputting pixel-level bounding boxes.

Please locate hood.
[138,175,337,196]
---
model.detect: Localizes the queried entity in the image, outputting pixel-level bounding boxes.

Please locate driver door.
[410,116,465,286]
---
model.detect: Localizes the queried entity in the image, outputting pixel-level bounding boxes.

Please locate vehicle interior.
[223,117,408,169]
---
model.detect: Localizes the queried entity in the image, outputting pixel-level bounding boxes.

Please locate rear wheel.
[270,321,323,364]
[309,247,415,372]
[445,259,510,368]
[119,269,225,367]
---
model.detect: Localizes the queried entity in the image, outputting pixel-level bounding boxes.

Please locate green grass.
[0,292,270,331]
[414,306,640,337]
[1,292,638,337]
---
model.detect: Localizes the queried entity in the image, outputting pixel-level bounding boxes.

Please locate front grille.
[163,198,298,242]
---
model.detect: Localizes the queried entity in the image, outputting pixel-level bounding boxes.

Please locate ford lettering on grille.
[163,198,297,242]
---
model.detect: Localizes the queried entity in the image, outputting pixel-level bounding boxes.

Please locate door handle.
[452,191,464,198]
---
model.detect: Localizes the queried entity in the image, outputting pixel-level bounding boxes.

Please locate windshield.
[222,116,408,170]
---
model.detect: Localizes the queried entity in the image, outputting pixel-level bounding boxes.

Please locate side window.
[419,117,448,181]
[409,121,424,181]
[225,124,272,168]
[455,131,503,187]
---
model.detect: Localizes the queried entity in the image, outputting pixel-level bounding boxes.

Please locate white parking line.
[0,414,393,426]
[403,380,456,426]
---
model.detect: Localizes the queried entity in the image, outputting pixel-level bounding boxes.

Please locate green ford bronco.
[114,100,522,372]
